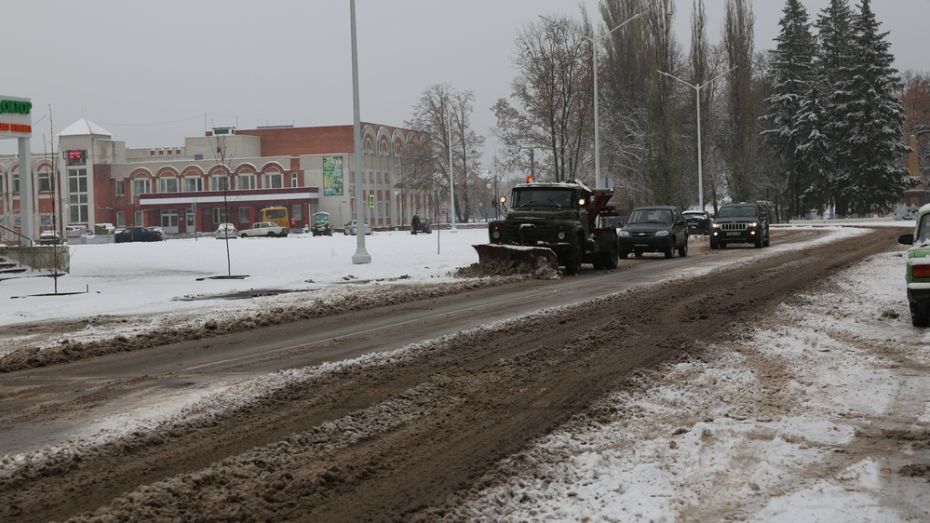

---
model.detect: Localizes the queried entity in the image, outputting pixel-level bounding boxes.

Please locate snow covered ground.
[2,229,480,325]
[452,250,930,522]
[2,225,926,521]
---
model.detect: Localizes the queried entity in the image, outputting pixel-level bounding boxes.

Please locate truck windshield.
[718,205,758,218]
[511,188,574,209]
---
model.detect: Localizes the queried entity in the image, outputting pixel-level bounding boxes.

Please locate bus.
[260,206,289,228]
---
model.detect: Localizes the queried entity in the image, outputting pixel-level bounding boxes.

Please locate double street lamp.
[657,65,738,209]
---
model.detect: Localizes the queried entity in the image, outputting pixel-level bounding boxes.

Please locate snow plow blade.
[471,244,559,276]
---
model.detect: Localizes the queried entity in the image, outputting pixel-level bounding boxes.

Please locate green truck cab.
[898,203,930,326]
[487,181,619,275]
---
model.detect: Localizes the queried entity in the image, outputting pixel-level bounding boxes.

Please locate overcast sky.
[4,0,928,158]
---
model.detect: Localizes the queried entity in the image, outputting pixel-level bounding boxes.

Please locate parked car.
[898,203,930,326]
[239,221,288,238]
[310,212,333,236]
[343,219,372,236]
[683,210,712,235]
[215,223,238,240]
[65,225,92,239]
[410,214,432,235]
[115,226,165,243]
[710,202,770,249]
[38,230,63,245]
[618,206,689,259]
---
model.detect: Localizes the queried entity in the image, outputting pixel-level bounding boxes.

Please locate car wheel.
[763,229,771,247]
[709,237,718,250]
[678,240,688,258]
[240,233,247,238]
[754,232,764,248]
[912,302,930,327]
[664,238,674,259]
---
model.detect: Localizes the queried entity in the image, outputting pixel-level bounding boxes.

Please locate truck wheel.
[604,250,619,270]
[912,302,930,327]
[678,240,688,258]
[563,244,581,275]
[664,239,674,259]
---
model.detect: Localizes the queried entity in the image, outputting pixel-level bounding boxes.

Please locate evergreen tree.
[840,0,909,215]
[815,0,855,215]
[795,80,833,215]
[763,0,816,218]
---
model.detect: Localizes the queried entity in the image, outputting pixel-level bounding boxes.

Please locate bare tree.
[601,0,649,204]
[405,84,483,222]
[644,0,680,205]
[723,0,757,202]
[494,14,594,183]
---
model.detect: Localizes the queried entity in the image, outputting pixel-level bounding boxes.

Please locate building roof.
[58,118,112,137]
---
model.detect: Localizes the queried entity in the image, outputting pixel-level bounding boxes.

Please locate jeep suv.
[710,202,770,249]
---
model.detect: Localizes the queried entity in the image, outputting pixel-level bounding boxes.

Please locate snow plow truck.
[474,180,620,275]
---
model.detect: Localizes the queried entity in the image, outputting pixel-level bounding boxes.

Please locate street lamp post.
[588,12,644,189]
[657,65,738,209]
[349,0,370,264]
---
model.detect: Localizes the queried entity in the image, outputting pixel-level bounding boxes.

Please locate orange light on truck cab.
[526,175,534,183]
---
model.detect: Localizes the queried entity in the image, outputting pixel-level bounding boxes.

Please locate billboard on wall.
[323,156,344,196]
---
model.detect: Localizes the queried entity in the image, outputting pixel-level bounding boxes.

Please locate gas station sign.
[0,95,32,137]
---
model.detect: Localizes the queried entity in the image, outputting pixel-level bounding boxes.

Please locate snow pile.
[453,250,930,522]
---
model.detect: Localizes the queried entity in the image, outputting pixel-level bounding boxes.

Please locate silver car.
[214,223,238,239]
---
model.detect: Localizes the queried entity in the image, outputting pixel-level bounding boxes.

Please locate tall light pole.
[588,12,644,189]
[349,0,370,264]
[658,65,738,209]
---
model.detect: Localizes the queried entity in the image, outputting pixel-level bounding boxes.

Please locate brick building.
[0,119,436,240]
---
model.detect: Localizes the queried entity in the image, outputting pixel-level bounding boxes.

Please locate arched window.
[36,164,55,193]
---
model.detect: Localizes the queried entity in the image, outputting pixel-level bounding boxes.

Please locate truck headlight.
[618,230,630,238]
[712,223,720,229]
[749,221,758,228]
[557,231,566,240]
[655,230,669,237]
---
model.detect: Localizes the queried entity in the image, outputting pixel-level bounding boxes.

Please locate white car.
[214,223,238,239]
[239,221,288,238]
[343,220,372,236]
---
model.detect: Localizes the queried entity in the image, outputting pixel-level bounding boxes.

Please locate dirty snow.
[452,250,930,522]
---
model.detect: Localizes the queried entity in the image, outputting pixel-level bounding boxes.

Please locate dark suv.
[710,202,770,249]
[618,206,689,258]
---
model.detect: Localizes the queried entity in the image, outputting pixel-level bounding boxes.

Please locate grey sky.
[4,0,928,157]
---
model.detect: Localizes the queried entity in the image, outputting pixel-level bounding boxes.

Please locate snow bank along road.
[0,228,905,521]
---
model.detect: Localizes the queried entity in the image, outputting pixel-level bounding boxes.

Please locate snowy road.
[0,229,826,456]
[0,227,911,522]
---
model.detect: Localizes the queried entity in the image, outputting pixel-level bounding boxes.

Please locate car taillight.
[914,265,930,279]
